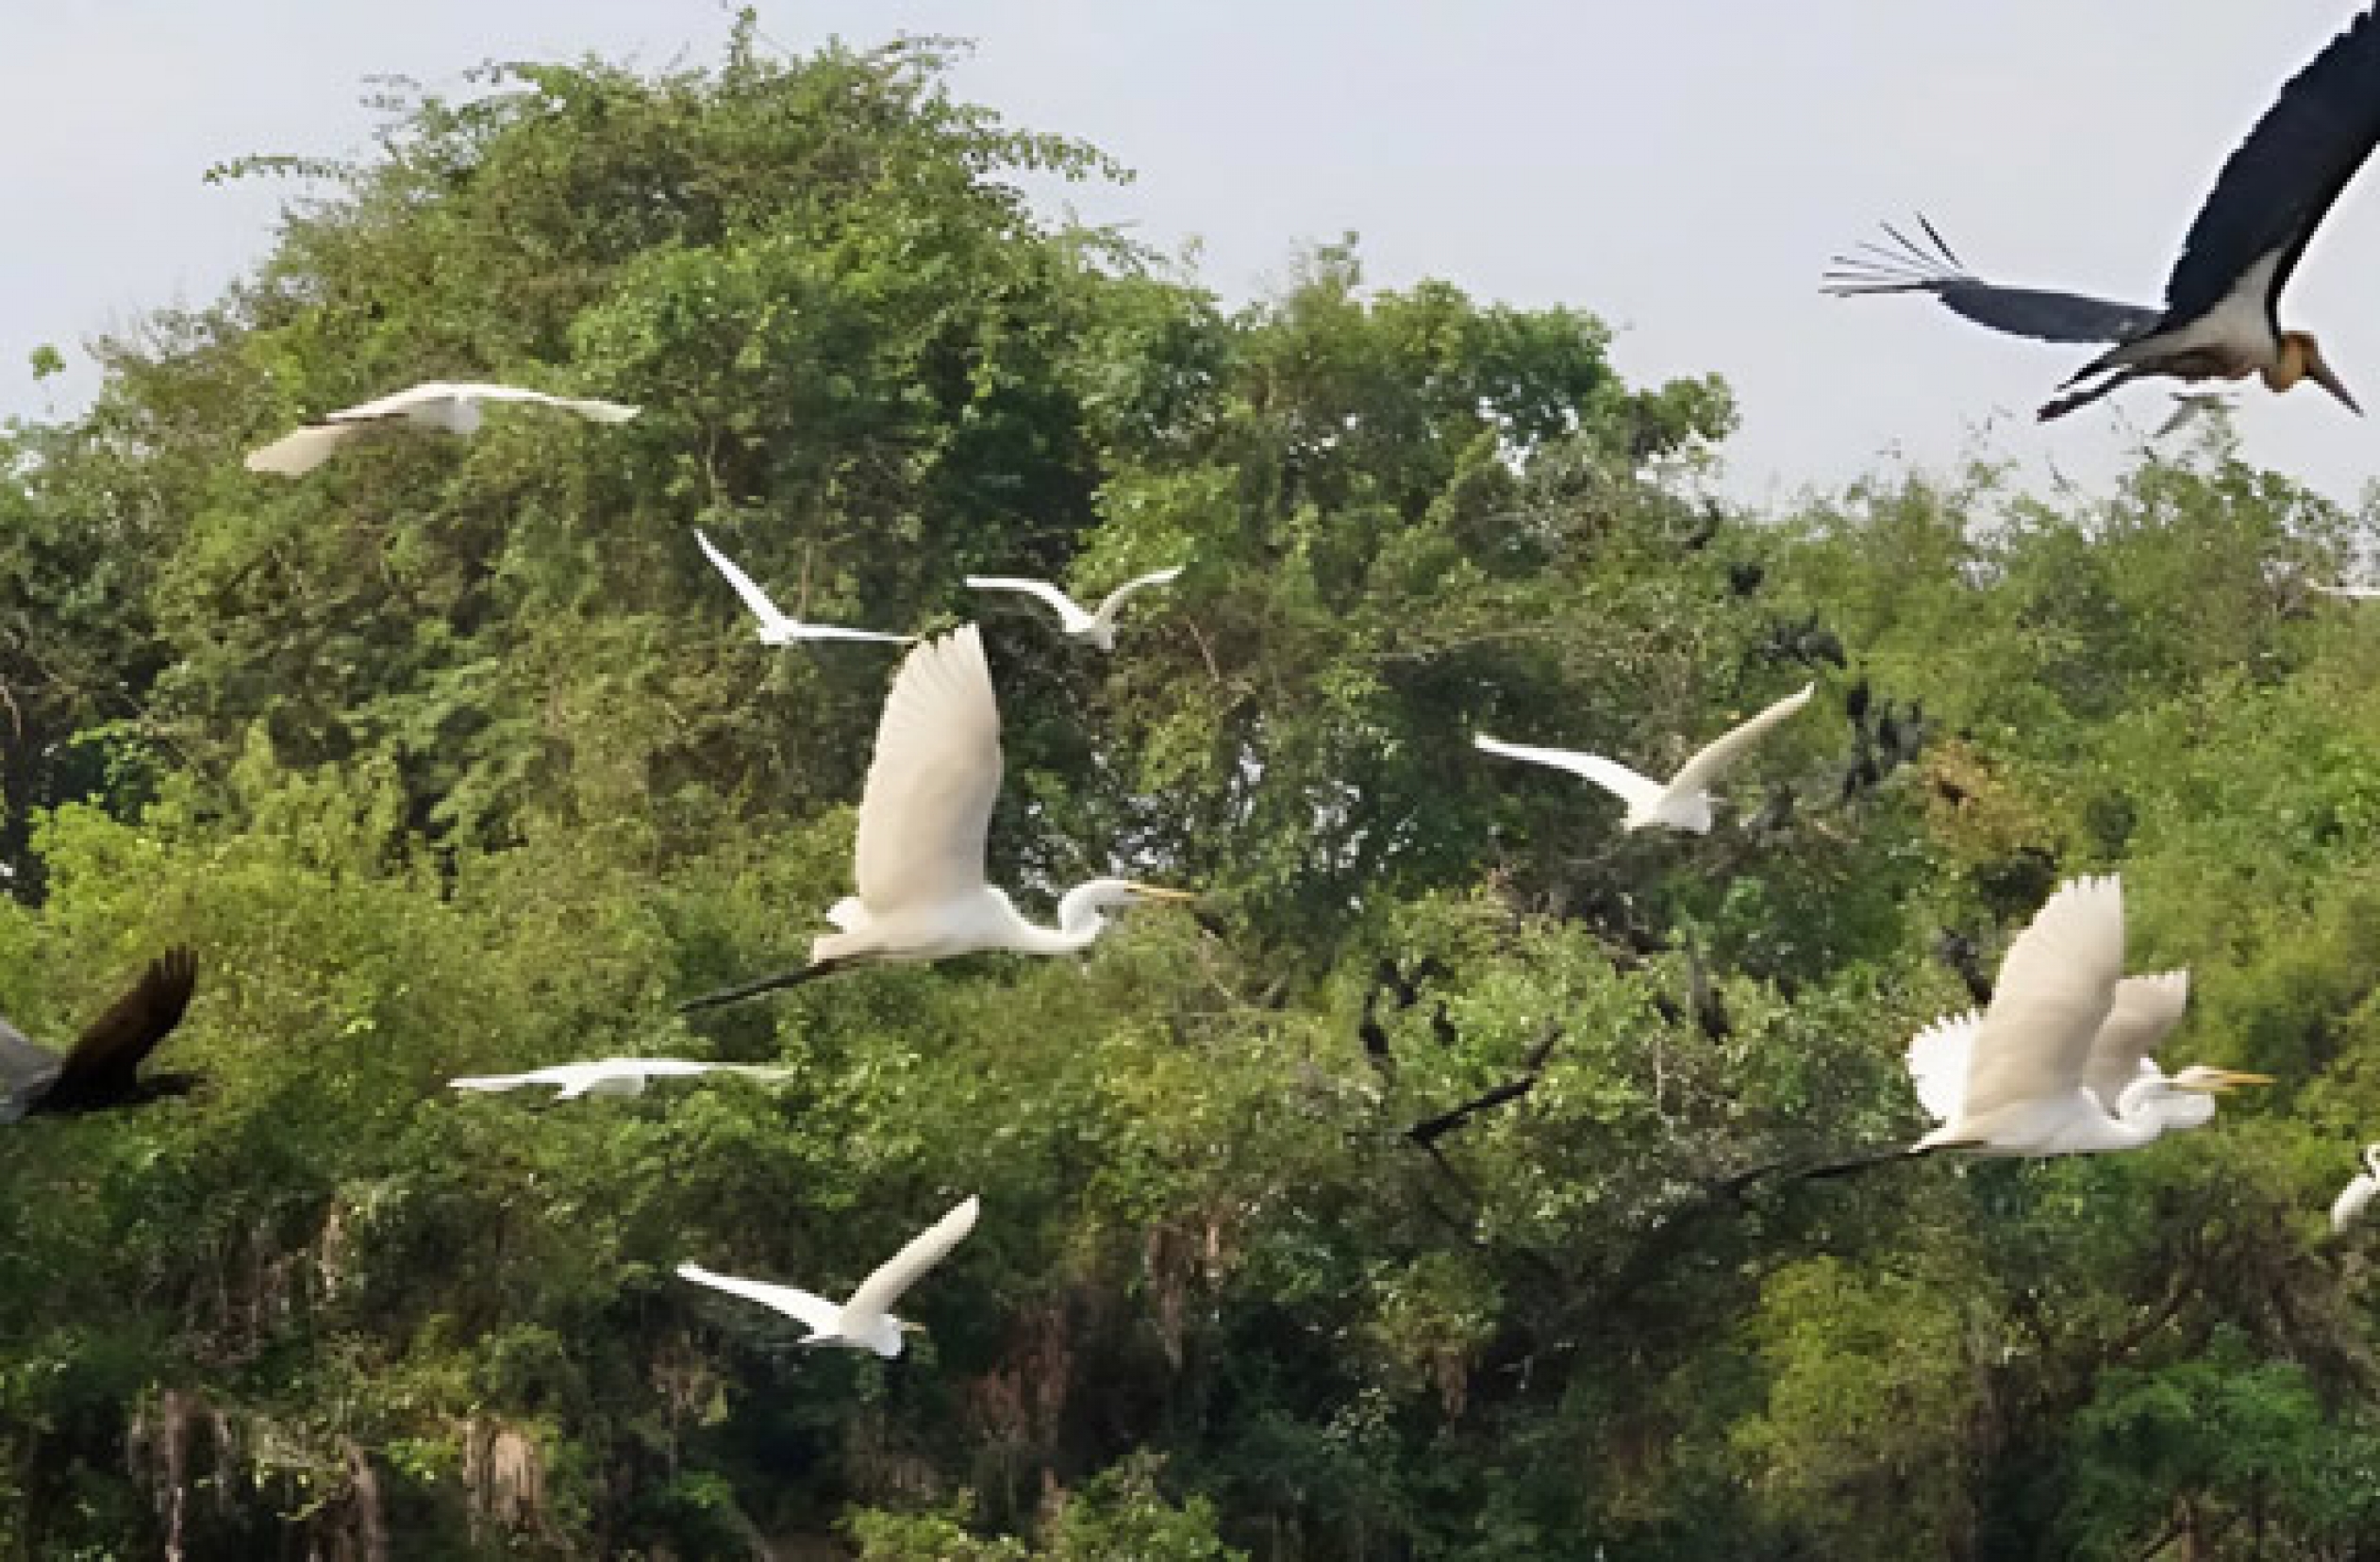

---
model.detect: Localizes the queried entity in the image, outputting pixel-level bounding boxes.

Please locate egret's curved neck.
[1007,882,1120,955]
[2107,1078,2181,1145]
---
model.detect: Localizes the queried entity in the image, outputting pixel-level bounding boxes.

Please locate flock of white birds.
[231,368,2380,1357]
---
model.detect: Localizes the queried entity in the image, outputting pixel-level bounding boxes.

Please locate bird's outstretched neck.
[678,959,846,1013]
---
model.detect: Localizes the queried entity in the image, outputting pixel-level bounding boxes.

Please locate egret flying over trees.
[2154,392,2237,440]
[1823,7,2380,422]
[1905,969,2269,1146]
[0,949,201,1121]
[679,625,1192,1011]
[1808,878,2268,1175]
[963,566,1186,651]
[1474,683,1813,834]
[678,1194,980,1357]
[448,1058,793,1101]
[693,530,913,646]
[245,381,641,476]
[2331,1144,2380,1234]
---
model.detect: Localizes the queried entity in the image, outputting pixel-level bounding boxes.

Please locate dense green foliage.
[5,23,2380,1559]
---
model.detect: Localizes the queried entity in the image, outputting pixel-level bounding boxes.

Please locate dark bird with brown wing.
[0,948,201,1120]
[1825,6,2380,422]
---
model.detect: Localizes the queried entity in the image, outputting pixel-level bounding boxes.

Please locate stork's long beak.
[2305,341,2362,416]
[1124,883,1198,905]
[2192,1069,2276,1093]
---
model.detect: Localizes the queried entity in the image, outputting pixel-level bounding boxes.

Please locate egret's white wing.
[852,626,1003,913]
[843,1195,980,1322]
[2313,583,2380,600]
[455,384,640,423]
[330,382,638,424]
[2333,1173,2380,1235]
[0,1018,60,1122]
[1957,875,2126,1125]
[781,624,913,645]
[1474,737,1668,816]
[1666,684,1815,798]
[319,382,466,424]
[676,1263,843,1335]
[449,1066,574,1093]
[694,529,791,628]
[1092,566,1186,622]
[244,424,361,476]
[964,576,1094,632]
[2082,971,2191,1111]
[1905,1011,1982,1125]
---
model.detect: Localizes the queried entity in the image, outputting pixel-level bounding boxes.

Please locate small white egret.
[2154,391,2237,439]
[245,381,640,476]
[678,1194,979,1357]
[963,567,1185,651]
[1809,877,2267,1176]
[447,1058,792,1101]
[2331,1143,2380,1234]
[693,530,912,646]
[1475,683,1815,833]
[679,624,1191,1010]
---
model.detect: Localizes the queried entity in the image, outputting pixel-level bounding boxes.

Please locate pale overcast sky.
[6,2,2378,510]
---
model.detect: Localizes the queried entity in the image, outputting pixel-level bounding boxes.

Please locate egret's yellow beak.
[1125,883,1198,905]
[2176,1068,2276,1093]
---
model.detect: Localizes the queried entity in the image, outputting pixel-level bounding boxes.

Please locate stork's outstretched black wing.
[1823,216,2161,344]
[40,948,199,1111]
[2163,7,2380,323]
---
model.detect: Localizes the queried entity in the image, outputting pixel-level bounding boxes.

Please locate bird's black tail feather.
[677,959,846,1014]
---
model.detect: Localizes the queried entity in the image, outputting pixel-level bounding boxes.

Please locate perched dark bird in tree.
[0,949,201,1120]
[1824,7,2380,422]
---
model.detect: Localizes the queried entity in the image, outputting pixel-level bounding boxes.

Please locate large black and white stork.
[1824,6,2380,423]
[0,948,200,1121]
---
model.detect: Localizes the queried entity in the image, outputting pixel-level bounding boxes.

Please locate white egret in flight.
[2331,1144,2380,1234]
[679,624,1191,1011]
[1475,683,1814,833]
[678,1194,979,1357]
[963,567,1185,651]
[1809,877,2269,1175]
[1906,968,2268,1148]
[245,381,640,476]
[2153,392,2237,440]
[693,530,912,646]
[448,1058,792,1102]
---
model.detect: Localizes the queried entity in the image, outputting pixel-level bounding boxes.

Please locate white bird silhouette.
[448,1058,791,1101]
[245,381,640,476]
[678,1194,980,1357]
[1475,683,1815,833]
[693,530,912,645]
[963,567,1185,650]
[2153,391,2237,440]
[2333,1143,2380,1235]
[679,625,1192,1010]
